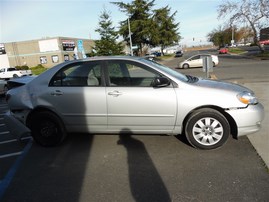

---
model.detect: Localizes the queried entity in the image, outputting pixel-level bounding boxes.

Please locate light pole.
[128,18,133,56]
[231,25,235,46]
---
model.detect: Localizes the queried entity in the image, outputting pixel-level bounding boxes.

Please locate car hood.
[194,78,251,93]
[176,77,254,109]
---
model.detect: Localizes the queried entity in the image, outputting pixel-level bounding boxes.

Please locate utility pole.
[231,25,235,46]
[128,18,133,56]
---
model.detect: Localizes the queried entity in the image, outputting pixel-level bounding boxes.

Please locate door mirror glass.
[152,77,170,88]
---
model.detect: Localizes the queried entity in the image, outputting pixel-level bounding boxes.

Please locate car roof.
[188,54,211,58]
[84,55,141,61]
[56,56,149,68]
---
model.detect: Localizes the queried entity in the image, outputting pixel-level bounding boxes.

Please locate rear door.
[46,61,107,132]
[105,60,177,133]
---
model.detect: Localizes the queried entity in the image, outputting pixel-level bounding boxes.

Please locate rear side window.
[49,62,102,87]
[190,55,200,60]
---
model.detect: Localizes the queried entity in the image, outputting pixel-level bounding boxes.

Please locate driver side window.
[107,61,160,87]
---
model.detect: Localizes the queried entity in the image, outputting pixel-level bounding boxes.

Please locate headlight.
[237,92,258,105]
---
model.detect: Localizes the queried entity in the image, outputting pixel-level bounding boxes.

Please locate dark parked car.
[153,52,161,57]
[175,50,183,57]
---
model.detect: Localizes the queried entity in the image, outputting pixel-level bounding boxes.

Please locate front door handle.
[51,90,63,96]
[108,90,122,97]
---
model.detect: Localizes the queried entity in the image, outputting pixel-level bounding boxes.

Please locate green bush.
[15,65,29,70]
[30,64,47,75]
[31,64,45,70]
[228,48,246,54]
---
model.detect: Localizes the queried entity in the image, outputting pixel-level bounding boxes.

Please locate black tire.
[27,111,67,147]
[183,63,189,69]
[185,108,230,150]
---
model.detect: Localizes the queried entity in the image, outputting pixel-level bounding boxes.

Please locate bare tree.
[218,0,269,52]
[261,0,269,18]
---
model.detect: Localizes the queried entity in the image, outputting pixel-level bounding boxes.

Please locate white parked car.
[5,56,264,149]
[0,67,32,79]
[178,54,219,69]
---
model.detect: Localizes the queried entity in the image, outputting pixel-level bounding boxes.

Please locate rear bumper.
[3,111,31,140]
[226,103,264,137]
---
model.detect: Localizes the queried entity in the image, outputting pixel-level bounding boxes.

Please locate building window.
[52,55,59,63]
[40,56,47,64]
[0,43,6,55]
[64,54,69,61]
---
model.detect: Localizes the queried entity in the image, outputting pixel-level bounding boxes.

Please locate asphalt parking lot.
[0,54,269,202]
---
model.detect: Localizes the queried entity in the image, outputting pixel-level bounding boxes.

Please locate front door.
[105,60,177,133]
[189,55,203,67]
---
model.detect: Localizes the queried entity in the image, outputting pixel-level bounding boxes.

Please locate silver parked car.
[5,56,264,149]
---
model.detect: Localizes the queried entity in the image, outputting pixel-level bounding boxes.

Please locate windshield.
[140,58,188,82]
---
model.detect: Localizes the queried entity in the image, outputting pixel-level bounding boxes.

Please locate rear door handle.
[108,90,122,97]
[51,90,63,96]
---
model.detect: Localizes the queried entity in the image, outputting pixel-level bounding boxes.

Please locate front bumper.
[226,103,265,137]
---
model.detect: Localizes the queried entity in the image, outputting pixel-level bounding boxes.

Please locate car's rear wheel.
[182,63,189,69]
[185,108,230,150]
[27,111,67,147]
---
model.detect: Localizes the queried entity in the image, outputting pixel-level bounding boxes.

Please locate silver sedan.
[5,56,264,149]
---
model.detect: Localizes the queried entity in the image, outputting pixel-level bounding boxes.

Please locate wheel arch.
[182,105,238,139]
[182,63,189,68]
[26,107,65,129]
[26,107,67,147]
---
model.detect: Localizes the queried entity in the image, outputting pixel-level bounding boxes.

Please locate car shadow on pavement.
[2,133,94,202]
[118,130,171,202]
[175,134,192,147]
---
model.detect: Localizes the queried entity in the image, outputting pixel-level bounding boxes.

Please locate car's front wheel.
[27,111,67,147]
[185,108,230,150]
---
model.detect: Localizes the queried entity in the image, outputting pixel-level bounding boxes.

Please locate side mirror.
[152,77,170,88]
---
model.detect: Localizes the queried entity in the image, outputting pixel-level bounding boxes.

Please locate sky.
[0,0,226,47]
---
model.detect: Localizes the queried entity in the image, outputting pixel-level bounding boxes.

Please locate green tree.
[207,26,235,47]
[112,0,155,55]
[217,0,269,52]
[94,9,124,56]
[151,6,180,55]
[208,24,255,47]
[207,28,224,47]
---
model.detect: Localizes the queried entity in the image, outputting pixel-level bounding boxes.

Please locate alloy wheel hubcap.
[192,117,223,146]
[40,121,57,137]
